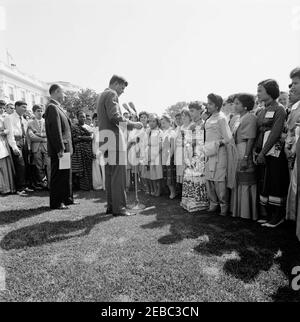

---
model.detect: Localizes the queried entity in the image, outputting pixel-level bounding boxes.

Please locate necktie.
[19,116,25,138]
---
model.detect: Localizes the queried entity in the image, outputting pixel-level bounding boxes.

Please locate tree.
[164,101,189,119]
[63,88,98,119]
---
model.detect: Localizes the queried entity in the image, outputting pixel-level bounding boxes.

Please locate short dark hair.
[0,100,6,106]
[109,75,128,87]
[188,101,204,111]
[32,104,43,112]
[175,113,182,118]
[290,67,300,79]
[15,101,27,108]
[138,111,149,119]
[49,84,61,95]
[92,113,97,120]
[76,110,85,118]
[207,94,223,111]
[258,79,280,100]
[235,93,255,111]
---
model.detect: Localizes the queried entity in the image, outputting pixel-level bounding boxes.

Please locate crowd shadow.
[0,212,112,250]
[141,205,300,301]
[0,207,51,226]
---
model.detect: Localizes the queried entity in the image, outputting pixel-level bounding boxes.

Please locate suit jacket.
[27,118,47,153]
[44,99,73,157]
[96,88,131,153]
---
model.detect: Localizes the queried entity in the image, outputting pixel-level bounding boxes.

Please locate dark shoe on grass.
[51,203,69,210]
[106,207,113,215]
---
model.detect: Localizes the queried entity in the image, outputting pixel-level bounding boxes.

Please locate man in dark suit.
[45,84,76,210]
[97,75,143,216]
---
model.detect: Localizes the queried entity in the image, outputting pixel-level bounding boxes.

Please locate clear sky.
[0,0,299,114]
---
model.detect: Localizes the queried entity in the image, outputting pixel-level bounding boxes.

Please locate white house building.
[0,59,83,111]
[0,59,49,108]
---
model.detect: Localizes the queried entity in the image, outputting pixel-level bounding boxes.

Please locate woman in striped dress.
[71,111,94,191]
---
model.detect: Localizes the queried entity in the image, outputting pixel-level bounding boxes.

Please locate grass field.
[0,190,300,302]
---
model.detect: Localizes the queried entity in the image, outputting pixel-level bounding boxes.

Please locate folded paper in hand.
[59,152,71,169]
[263,131,280,158]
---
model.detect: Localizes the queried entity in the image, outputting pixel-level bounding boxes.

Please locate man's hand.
[57,150,64,158]
[133,122,143,130]
[13,148,21,156]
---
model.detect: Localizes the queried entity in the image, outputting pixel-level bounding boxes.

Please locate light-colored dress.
[204,112,233,182]
[145,128,163,180]
[175,124,192,183]
[137,126,150,179]
[181,120,209,212]
[231,113,258,220]
[92,126,105,190]
[0,117,15,194]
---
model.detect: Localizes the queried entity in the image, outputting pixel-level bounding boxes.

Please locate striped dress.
[71,124,93,191]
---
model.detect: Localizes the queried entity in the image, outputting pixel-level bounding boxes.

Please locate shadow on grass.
[0,213,112,250]
[0,207,52,226]
[141,201,300,301]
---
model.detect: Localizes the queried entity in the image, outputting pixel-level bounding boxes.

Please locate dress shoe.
[24,187,34,193]
[17,190,28,197]
[257,219,268,224]
[113,210,136,217]
[208,206,219,213]
[106,207,113,215]
[65,200,80,205]
[51,204,69,210]
[262,209,285,228]
[262,219,284,228]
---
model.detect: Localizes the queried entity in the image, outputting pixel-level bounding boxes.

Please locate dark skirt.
[258,150,289,207]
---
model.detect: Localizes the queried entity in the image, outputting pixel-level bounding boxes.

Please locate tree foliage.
[63,88,98,118]
[164,101,189,119]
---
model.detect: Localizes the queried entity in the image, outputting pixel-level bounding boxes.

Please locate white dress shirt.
[4,112,28,151]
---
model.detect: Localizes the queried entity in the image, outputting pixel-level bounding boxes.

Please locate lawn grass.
[0,190,300,302]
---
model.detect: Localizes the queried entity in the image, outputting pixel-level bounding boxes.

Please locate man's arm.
[3,116,18,152]
[45,105,64,154]
[104,91,137,130]
[27,122,45,143]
